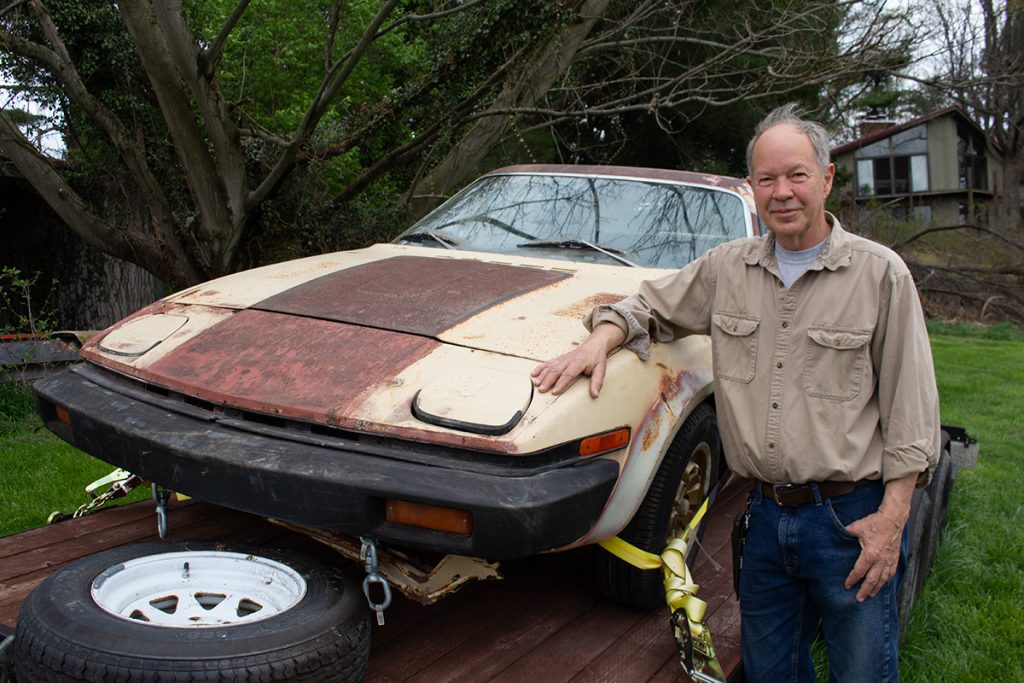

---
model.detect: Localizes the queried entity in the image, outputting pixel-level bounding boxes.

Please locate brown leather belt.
[759,480,862,507]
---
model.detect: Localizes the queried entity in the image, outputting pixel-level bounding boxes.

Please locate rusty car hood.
[79,244,674,452]
[165,244,658,360]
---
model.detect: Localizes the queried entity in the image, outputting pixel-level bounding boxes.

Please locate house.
[831,106,1002,226]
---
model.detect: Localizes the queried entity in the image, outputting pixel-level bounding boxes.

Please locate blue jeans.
[738,481,907,683]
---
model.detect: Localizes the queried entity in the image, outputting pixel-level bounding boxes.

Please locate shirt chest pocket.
[711,313,759,384]
[804,327,872,401]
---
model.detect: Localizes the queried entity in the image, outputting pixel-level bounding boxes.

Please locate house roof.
[831,105,988,156]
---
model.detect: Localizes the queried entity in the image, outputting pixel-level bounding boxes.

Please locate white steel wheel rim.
[90,550,307,628]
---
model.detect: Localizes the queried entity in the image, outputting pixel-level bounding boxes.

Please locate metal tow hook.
[151,484,171,539]
[360,537,392,626]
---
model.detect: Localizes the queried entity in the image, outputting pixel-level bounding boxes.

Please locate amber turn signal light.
[579,427,631,456]
[386,499,473,536]
[56,405,71,426]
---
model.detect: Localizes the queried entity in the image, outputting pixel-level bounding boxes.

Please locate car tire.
[13,542,370,682]
[595,403,721,609]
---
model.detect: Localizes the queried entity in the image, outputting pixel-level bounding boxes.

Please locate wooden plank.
[566,605,678,683]
[0,499,160,559]
[367,552,596,682]
[1,500,230,582]
[396,582,601,681]
[487,600,650,683]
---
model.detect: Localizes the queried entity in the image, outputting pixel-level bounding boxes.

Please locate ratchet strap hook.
[151,484,171,539]
[360,536,393,626]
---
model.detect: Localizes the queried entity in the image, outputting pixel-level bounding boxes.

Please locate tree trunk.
[408,0,613,217]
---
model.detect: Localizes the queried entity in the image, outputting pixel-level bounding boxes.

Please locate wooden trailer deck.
[0,477,749,682]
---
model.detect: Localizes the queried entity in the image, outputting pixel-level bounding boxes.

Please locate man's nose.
[772,178,793,199]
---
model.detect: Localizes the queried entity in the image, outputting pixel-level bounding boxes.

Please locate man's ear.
[823,163,836,197]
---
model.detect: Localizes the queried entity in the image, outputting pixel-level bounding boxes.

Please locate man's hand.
[843,475,916,602]
[531,323,626,398]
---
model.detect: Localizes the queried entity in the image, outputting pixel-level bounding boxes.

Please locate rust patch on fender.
[254,256,570,337]
[660,370,682,402]
[641,411,663,451]
[554,292,624,319]
[639,367,704,453]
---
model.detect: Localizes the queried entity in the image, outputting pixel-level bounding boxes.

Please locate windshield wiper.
[517,239,638,267]
[435,215,538,241]
[397,230,460,249]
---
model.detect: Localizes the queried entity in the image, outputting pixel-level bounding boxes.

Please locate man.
[531,103,940,682]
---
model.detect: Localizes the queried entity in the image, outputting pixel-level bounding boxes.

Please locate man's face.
[747,123,835,250]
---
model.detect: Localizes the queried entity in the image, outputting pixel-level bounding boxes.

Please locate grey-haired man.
[532,104,939,681]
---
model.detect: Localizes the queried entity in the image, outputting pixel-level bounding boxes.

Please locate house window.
[856,159,875,195]
[957,123,988,191]
[854,125,929,197]
[911,155,929,192]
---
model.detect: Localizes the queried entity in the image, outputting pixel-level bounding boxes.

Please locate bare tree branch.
[249,0,400,210]
[202,0,252,76]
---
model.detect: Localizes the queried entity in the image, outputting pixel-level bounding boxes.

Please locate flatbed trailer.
[0,477,751,682]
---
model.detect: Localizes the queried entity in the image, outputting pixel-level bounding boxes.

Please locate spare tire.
[13,542,370,682]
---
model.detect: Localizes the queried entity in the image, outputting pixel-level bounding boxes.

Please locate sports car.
[35,164,759,608]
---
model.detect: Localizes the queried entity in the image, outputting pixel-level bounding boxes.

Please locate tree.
[1,0,920,288]
[408,0,921,212]
[914,0,1023,231]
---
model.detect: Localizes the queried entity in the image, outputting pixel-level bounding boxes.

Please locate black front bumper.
[35,365,619,560]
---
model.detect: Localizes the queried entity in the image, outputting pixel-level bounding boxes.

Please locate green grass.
[2,329,1022,680]
[0,380,147,537]
[899,331,1024,682]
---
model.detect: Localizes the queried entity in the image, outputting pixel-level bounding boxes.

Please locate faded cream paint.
[572,338,714,545]
[83,304,235,374]
[168,245,400,308]
[439,260,664,361]
[98,313,188,356]
[414,367,533,429]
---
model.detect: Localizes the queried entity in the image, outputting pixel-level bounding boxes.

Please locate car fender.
[553,334,714,547]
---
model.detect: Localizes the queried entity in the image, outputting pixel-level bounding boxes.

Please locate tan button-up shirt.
[588,215,940,485]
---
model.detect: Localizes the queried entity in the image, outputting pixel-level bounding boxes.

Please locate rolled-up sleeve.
[584,251,718,359]
[875,270,941,485]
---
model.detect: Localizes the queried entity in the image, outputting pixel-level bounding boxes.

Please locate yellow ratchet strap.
[598,498,726,683]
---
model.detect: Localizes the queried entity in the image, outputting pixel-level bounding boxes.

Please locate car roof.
[484,164,750,192]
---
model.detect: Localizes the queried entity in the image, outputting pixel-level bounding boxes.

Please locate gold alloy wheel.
[668,441,713,540]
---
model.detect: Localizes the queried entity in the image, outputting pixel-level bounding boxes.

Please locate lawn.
[899,325,1024,682]
[0,379,147,536]
[1,325,1021,681]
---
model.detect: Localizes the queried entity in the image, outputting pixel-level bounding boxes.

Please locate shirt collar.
[743,212,853,272]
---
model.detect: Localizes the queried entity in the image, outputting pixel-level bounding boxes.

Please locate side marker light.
[386,499,473,536]
[579,428,631,456]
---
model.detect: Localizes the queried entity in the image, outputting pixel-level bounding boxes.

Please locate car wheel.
[13,542,370,682]
[595,403,721,609]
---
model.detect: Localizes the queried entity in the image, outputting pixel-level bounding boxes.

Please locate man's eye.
[758,177,774,186]
[792,172,809,181]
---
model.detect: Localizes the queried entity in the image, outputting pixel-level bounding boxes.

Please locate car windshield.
[395,173,751,268]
